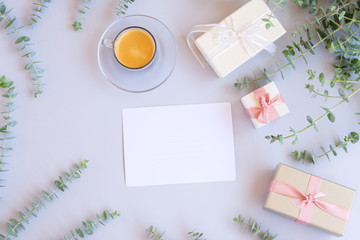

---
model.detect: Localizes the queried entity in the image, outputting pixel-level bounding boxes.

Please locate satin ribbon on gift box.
[268,175,351,225]
[187,11,277,68]
[245,86,284,123]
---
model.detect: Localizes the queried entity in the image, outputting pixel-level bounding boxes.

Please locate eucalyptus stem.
[115,0,135,16]
[30,0,51,26]
[0,3,44,97]
[266,86,360,144]
[262,0,287,29]
[146,226,166,240]
[0,76,16,189]
[233,215,278,240]
[0,159,89,239]
[284,87,359,139]
[188,230,206,240]
[73,0,91,31]
[293,130,360,164]
[63,210,120,240]
[307,71,360,84]
[305,84,342,99]
[292,0,354,36]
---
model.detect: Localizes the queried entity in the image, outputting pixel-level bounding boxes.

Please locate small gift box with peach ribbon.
[265,164,356,236]
[241,82,289,128]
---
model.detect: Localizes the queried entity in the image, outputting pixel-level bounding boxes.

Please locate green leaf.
[5,17,16,29]
[306,115,318,131]
[75,228,84,238]
[8,121,17,127]
[25,63,32,70]
[22,52,36,58]
[19,212,29,224]
[15,36,30,44]
[321,107,335,122]
[286,55,295,70]
[85,228,94,235]
[323,90,328,101]
[319,72,325,85]
[251,221,256,231]
[320,146,330,161]
[316,28,326,39]
[306,116,313,124]
[9,219,18,226]
[264,68,271,82]
[329,144,337,156]
[338,11,346,20]
[327,112,335,122]
[275,63,284,80]
[54,180,64,191]
[72,21,82,31]
[306,84,314,93]
[338,88,345,97]
[0,4,6,15]
[349,132,359,143]
[6,227,17,237]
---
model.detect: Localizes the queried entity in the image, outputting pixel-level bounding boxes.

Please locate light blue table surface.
[0,1,359,239]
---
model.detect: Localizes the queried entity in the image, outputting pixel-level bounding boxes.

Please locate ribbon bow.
[187,11,276,68]
[246,88,284,124]
[293,192,326,209]
[269,176,351,225]
[218,16,276,58]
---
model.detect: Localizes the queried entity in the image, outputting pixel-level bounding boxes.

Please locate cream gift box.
[190,0,286,78]
[241,82,289,128]
[265,164,356,237]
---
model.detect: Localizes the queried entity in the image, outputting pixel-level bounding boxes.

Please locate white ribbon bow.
[187,11,277,68]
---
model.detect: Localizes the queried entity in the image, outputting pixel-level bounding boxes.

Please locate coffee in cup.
[103,27,157,70]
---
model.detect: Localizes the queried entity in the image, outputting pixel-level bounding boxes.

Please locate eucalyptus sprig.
[188,230,206,240]
[146,226,166,240]
[0,76,17,191]
[0,2,44,97]
[29,0,52,26]
[73,0,91,31]
[0,159,89,239]
[116,0,135,16]
[265,86,360,145]
[265,0,320,20]
[233,215,278,240]
[305,84,343,100]
[262,0,287,30]
[63,210,120,240]
[293,131,360,164]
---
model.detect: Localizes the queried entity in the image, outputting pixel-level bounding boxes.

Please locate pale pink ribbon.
[246,87,284,123]
[268,175,351,225]
[187,11,276,68]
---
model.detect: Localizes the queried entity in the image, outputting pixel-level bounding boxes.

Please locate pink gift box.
[241,82,289,128]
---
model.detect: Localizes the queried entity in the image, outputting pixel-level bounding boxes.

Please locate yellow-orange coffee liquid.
[114,28,156,69]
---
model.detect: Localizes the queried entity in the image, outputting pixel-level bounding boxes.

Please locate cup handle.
[102,39,113,48]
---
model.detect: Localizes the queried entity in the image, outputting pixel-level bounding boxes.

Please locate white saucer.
[97,15,177,93]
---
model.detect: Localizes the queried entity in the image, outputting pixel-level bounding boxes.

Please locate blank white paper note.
[122,102,236,187]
